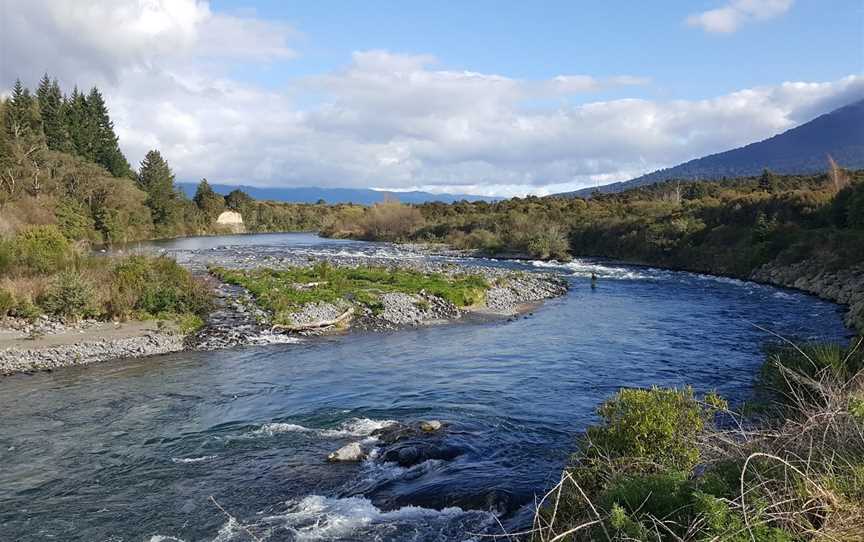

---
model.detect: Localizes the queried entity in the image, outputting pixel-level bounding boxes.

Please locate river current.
[0,233,851,541]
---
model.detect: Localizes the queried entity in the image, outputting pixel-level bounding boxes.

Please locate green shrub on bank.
[39,270,95,320]
[5,225,72,275]
[542,343,864,541]
[109,256,212,320]
[0,288,13,317]
[585,386,726,472]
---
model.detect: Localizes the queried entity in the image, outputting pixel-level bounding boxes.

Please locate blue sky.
[216,0,863,100]
[2,0,863,196]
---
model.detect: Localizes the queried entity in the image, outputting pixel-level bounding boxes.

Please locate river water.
[0,233,851,541]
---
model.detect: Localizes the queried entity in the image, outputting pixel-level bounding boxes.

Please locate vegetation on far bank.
[0,75,353,244]
[210,262,489,325]
[529,340,864,541]
[322,167,863,274]
[0,224,211,328]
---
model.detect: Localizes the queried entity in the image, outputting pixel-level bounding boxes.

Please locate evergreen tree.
[36,74,70,152]
[193,178,226,221]
[225,189,253,211]
[4,79,42,141]
[86,87,131,177]
[758,169,778,192]
[137,149,180,228]
[66,87,98,161]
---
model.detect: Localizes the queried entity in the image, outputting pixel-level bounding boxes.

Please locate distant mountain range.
[177,183,499,205]
[559,98,864,197]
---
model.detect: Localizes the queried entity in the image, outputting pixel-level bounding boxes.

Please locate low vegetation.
[530,340,864,541]
[0,224,211,326]
[322,168,863,274]
[210,262,488,325]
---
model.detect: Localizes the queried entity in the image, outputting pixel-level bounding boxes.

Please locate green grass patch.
[209,262,489,324]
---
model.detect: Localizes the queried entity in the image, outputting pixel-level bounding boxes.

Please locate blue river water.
[0,233,851,541]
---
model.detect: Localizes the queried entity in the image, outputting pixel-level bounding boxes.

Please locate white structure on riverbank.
[216,211,245,234]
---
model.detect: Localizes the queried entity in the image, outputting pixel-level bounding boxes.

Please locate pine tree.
[4,79,42,141]
[193,178,226,221]
[36,74,70,152]
[66,87,98,161]
[86,87,131,177]
[137,149,180,227]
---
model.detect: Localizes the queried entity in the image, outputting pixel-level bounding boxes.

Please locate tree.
[86,87,131,177]
[758,169,778,192]
[1,80,48,200]
[193,178,225,221]
[65,87,98,162]
[36,74,70,152]
[137,149,182,229]
[225,188,253,211]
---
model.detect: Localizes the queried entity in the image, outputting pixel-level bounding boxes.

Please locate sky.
[0,0,862,197]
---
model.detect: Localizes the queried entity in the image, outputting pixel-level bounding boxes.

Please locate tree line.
[0,75,346,243]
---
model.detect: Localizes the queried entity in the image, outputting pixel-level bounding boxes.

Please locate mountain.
[559,98,864,197]
[177,183,500,205]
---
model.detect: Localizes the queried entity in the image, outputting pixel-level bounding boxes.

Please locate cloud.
[0,0,295,86]
[1,0,861,197]
[686,0,794,34]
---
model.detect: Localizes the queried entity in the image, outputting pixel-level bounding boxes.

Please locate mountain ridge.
[558,98,864,197]
[177,183,501,205]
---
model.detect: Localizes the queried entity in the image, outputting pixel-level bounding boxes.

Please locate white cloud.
[686,0,794,34]
[1,0,861,197]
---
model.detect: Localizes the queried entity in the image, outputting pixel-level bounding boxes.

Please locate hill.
[560,98,864,197]
[177,183,500,205]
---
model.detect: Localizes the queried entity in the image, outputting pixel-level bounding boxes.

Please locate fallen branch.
[271,307,354,333]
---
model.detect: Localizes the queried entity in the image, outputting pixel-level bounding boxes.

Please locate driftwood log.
[271,307,354,333]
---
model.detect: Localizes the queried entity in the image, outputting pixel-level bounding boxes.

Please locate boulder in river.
[327,441,367,462]
[419,420,443,432]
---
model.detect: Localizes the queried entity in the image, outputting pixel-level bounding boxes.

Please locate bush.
[12,225,72,275]
[38,270,94,320]
[108,256,212,319]
[584,386,726,472]
[0,288,14,317]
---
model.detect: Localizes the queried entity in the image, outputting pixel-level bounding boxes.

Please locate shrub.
[12,225,72,275]
[108,256,212,319]
[38,270,94,320]
[0,288,14,317]
[584,386,725,472]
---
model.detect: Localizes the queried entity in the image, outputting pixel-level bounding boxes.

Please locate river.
[0,233,851,541]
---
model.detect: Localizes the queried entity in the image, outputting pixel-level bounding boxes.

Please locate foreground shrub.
[10,225,72,275]
[585,386,726,472]
[38,270,95,321]
[535,342,864,541]
[0,288,13,317]
[109,256,212,319]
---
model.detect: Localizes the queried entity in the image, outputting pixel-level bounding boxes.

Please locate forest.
[0,75,347,243]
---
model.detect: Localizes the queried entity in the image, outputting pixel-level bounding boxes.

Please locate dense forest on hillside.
[0,75,346,243]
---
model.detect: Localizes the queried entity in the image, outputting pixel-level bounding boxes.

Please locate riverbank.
[0,319,184,374]
[0,241,569,375]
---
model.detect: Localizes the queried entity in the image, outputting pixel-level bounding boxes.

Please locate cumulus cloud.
[686,0,794,34]
[1,0,861,197]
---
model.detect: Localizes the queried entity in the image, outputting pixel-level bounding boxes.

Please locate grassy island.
[210,263,489,325]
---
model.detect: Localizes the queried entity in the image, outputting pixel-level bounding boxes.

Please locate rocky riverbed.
[1,242,569,375]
